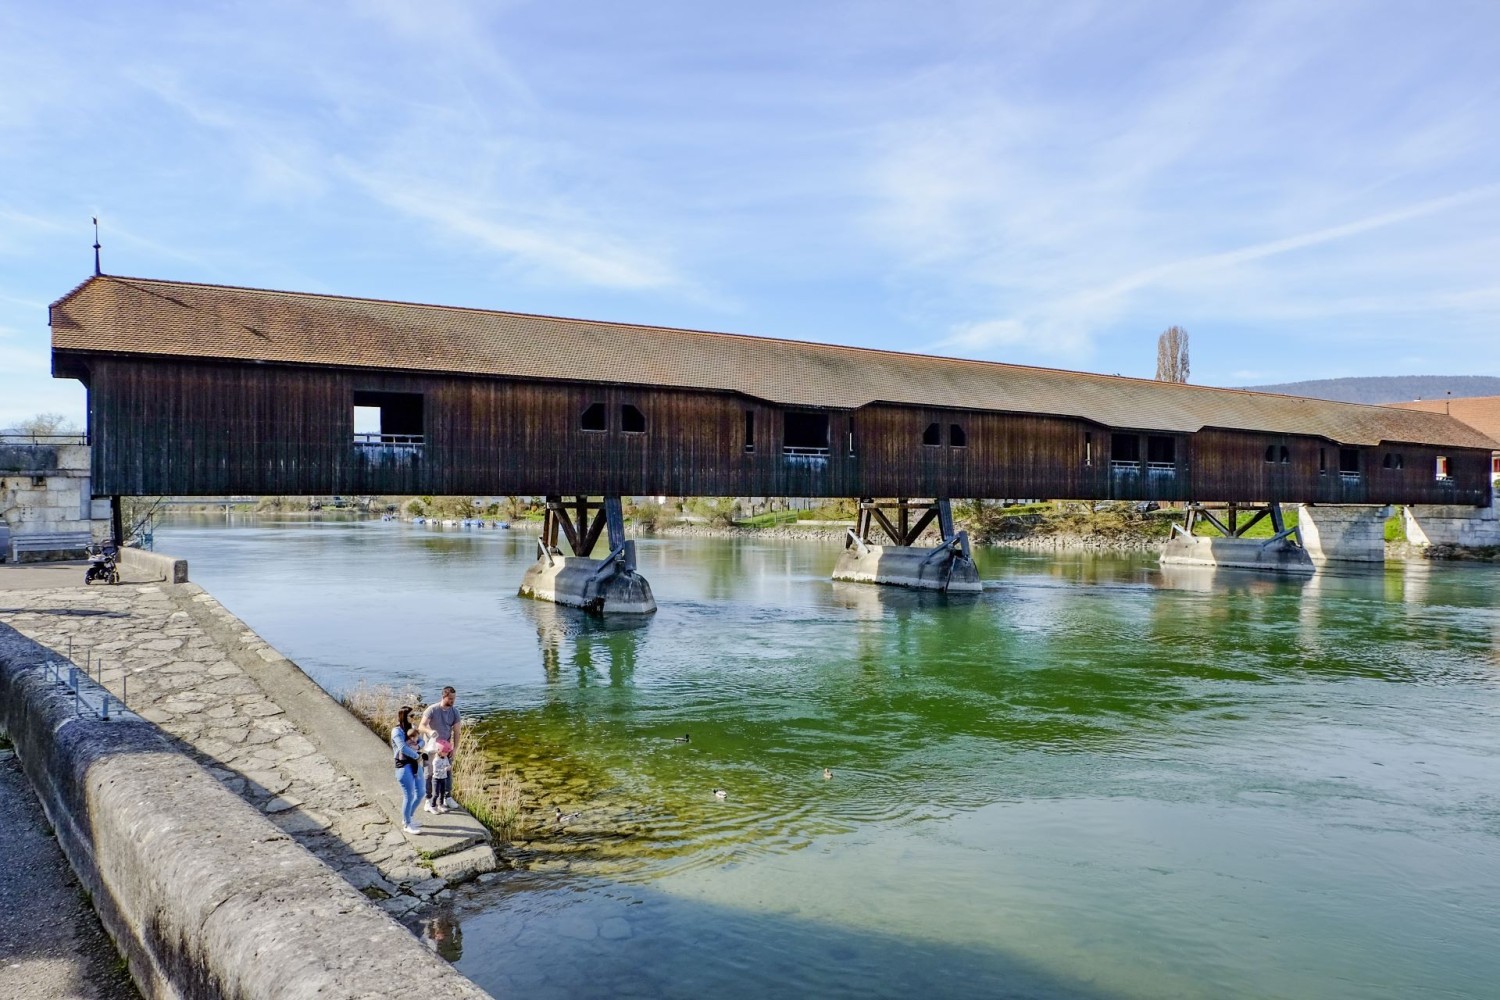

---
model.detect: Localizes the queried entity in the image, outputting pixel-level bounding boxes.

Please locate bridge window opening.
[1265,445,1276,463]
[621,404,646,434]
[1110,434,1140,466]
[1338,448,1360,479]
[743,410,755,453]
[1436,455,1451,481]
[1319,448,1326,475]
[1382,453,1404,470]
[949,424,967,448]
[1280,446,1290,464]
[848,418,857,456]
[352,391,423,444]
[922,422,942,446]
[783,410,830,456]
[580,402,607,432]
[1085,432,1092,466]
[1147,436,1175,466]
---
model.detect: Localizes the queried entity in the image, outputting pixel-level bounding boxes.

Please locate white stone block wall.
[1403,501,1500,548]
[1,441,110,556]
[1295,505,1392,563]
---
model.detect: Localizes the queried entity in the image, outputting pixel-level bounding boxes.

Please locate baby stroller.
[84,540,120,585]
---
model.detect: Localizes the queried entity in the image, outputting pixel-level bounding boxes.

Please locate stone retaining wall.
[0,438,106,557]
[0,576,496,921]
[0,624,494,1000]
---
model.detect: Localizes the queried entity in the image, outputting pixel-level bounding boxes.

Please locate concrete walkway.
[0,560,155,592]
[0,572,495,920]
[0,749,139,1000]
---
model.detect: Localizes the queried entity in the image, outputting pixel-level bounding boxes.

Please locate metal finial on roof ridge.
[92,217,102,276]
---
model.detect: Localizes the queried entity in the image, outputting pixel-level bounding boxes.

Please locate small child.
[429,744,453,814]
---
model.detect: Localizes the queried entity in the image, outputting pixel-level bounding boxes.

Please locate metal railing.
[40,650,132,722]
[1339,470,1362,483]
[353,433,424,446]
[1146,462,1177,474]
[783,446,831,457]
[1109,460,1141,473]
[0,432,89,445]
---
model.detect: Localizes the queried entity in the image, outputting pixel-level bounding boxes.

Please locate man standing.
[419,686,461,810]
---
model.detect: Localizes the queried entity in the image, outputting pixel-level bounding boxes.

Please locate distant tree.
[3,412,79,437]
[1155,326,1190,383]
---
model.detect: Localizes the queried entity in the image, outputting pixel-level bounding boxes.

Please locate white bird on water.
[713,789,727,800]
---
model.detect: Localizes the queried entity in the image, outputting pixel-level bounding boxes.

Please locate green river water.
[155,516,1500,999]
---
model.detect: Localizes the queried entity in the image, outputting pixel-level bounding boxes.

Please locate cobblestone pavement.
[0,582,457,918]
[0,749,141,1000]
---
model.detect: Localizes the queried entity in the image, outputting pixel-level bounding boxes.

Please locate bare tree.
[2,413,80,438]
[121,496,167,545]
[1155,326,1190,383]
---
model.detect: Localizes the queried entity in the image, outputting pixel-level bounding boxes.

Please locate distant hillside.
[1238,376,1500,405]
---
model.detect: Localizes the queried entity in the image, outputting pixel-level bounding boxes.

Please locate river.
[154,515,1500,1000]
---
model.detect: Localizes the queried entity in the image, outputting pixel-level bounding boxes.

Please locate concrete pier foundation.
[832,539,982,592]
[831,498,981,593]
[1403,502,1500,549]
[1159,502,1313,574]
[520,495,656,614]
[1295,504,1392,564]
[1159,533,1315,574]
[519,548,656,614]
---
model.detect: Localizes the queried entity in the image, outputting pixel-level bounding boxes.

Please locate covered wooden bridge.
[49,275,1497,609]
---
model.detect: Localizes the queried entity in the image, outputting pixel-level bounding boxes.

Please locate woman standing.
[391,706,424,834]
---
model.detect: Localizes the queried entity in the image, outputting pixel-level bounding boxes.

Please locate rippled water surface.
[156,516,1500,999]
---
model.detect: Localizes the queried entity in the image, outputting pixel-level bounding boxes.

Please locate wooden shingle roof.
[50,275,1497,451]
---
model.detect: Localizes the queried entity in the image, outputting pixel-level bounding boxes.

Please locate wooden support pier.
[1161,501,1313,574]
[834,498,981,593]
[521,496,654,614]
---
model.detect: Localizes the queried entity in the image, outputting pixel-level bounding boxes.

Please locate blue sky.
[3,1,1498,427]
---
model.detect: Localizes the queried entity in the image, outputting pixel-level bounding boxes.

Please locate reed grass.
[339,680,422,737]
[451,725,525,840]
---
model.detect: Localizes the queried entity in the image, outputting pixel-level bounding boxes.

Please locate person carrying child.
[390,706,424,834]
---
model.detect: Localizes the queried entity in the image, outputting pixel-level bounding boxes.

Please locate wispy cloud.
[341,162,684,291]
[860,2,1500,376]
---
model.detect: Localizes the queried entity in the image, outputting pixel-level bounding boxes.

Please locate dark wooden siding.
[82,358,1494,505]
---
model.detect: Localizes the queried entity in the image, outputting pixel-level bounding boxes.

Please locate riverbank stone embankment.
[0,578,496,913]
[0,619,495,1000]
[1,560,498,893]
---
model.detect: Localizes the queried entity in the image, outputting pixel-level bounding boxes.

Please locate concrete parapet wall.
[120,546,189,584]
[1159,534,1315,574]
[1403,502,1500,548]
[0,625,494,1000]
[1295,504,1392,563]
